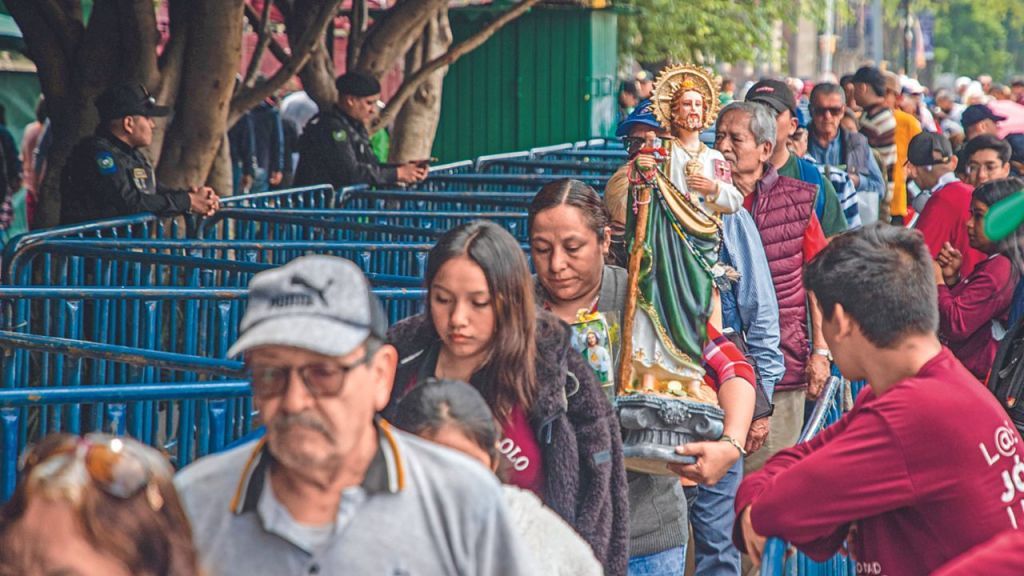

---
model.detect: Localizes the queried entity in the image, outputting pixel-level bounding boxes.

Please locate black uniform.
[59,131,191,225]
[293,107,397,189]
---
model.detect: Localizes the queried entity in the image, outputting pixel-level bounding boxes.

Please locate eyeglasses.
[246,347,375,399]
[621,136,646,153]
[966,161,1007,175]
[21,433,172,506]
[812,106,844,117]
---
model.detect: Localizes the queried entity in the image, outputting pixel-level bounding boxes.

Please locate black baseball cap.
[851,66,886,98]
[961,105,1007,131]
[336,72,382,97]
[745,79,797,116]
[95,84,170,121]
[907,132,954,166]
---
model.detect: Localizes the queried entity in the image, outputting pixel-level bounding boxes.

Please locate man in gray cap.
[175,255,531,575]
[294,72,427,189]
[59,83,220,225]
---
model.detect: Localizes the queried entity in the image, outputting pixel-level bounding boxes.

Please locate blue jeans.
[684,458,744,576]
[628,545,686,576]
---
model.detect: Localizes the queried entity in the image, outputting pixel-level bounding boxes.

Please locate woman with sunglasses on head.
[385,220,629,576]
[529,178,759,575]
[393,378,603,576]
[0,433,199,576]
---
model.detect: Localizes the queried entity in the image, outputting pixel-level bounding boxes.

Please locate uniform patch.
[332,129,347,142]
[95,152,117,175]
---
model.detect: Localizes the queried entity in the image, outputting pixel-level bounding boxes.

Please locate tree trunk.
[287,0,339,111]
[156,0,245,192]
[389,8,451,163]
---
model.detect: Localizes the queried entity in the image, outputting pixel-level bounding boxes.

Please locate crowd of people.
[0,64,1023,575]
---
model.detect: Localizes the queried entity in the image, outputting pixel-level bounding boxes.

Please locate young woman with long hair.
[385,220,628,575]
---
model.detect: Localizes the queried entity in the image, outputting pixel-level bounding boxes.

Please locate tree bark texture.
[157,0,245,191]
[388,8,451,163]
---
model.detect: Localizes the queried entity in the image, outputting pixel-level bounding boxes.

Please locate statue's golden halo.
[651,64,721,132]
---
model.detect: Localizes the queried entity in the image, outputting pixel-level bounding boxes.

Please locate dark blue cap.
[961,105,1007,131]
[616,99,661,137]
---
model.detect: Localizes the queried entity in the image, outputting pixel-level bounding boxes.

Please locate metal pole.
[902,0,912,74]
[871,0,883,64]
[821,0,835,77]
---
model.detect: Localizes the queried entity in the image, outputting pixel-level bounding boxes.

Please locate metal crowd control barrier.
[477,158,622,177]
[416,173,608,193]
[339,189,538,212]
[5,239,436,290]
[760,375,856,576]
[198,208,532,242]
[0,287,426,387]
[0,380,253,501]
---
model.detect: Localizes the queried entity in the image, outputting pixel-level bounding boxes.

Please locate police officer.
[293,72,427,189]
[60,83,220,225]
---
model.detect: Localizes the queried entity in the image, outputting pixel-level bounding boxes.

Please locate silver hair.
[810,82,846,107]
[719,101,776,149]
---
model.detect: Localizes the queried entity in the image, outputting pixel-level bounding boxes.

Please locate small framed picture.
[570,311,618,398]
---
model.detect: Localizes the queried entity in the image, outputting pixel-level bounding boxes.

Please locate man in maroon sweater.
[734,225,1024,575]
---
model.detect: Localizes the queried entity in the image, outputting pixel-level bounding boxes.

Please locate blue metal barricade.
[477,158,622,177]
[339,189,538,212]
[760,375,856,576]
[0,287,426,387]
[416,173,608,193]
[0,380,253,501]
[198,208,531,242]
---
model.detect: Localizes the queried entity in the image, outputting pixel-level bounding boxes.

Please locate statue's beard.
[674,114,703,131]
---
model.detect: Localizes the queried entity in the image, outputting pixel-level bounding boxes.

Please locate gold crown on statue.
[652,64,721,131]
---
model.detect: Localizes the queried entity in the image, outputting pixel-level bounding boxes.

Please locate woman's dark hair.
[392,378,500,465]
[425,221,537,416]
[973,176,1023,207]
[527,178,610,242]
[34,96,47,124]
[963,134,1012,165]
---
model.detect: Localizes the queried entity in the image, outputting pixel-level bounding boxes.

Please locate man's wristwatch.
[720,434,748,457]
[812,347,832,361]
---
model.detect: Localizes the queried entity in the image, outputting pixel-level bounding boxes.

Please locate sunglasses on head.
[22,433,173,508]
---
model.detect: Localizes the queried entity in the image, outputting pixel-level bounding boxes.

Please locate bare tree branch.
[244,0,275,87]
[244,2,292,64]
[373,0,541,133]
[354,0,447,77]
[346,0,368,71]
[118,0,161,88]
[229,0,344,126]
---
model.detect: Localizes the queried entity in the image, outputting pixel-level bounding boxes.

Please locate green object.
[0,70,41,144]
[433,6,618,163]
[625,172,718,380]
[370,128,390,164]
[983,189,1024,242]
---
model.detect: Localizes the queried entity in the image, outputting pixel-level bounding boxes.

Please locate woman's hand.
[936,242,963,286]
[669,439,742,486]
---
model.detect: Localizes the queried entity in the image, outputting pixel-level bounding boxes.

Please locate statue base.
[616,393,726,476]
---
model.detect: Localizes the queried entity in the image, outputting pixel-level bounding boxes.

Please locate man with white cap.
[175,255,531,576]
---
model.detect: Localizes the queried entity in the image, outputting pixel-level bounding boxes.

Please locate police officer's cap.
[96,84,171,121]
[335,72,381,97]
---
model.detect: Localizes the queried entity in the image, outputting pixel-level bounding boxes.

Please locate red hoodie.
[734,348,1024,576]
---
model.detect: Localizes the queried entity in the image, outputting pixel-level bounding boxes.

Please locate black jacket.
[386,311,629,576]
[59,131,190,225]
[293,106,397,189]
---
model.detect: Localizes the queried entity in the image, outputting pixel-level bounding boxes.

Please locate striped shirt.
[859,104,897,173]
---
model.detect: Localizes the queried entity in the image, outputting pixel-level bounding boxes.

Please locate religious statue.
[616,65,727,475]
[655,65,742,215]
